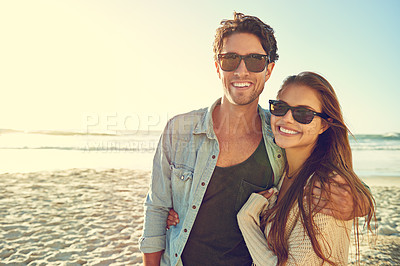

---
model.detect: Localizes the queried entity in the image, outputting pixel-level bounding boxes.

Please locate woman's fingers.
[258,188,275,199]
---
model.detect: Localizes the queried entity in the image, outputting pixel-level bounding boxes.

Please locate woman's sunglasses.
[269,100,329,124]
[217,53,269,73]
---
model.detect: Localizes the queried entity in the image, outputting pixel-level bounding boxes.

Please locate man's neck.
[212,97,263,167]
[212,97,261,137]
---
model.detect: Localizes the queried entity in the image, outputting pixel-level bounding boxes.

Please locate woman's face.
[271,84,327,153]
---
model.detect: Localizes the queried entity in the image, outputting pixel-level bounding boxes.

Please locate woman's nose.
[281,109,295,123]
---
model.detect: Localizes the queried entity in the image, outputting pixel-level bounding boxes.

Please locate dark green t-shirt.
[181,137,273,265]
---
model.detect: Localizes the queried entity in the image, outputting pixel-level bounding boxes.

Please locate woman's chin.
[274,137,297,149]
[274,140,289,149]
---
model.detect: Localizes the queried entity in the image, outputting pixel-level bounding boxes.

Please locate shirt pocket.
[235,179,267,212]
[171,166,194,209]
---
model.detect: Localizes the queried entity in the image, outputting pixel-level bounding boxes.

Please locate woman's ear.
[319,118,333,134]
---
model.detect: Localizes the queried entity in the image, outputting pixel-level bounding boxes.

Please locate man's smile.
[231,81,253,89]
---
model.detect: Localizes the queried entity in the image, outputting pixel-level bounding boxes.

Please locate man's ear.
[265,62,275,81]
[215,61,221,79]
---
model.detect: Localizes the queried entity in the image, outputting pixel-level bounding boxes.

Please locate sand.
[348,186,400,265]
[0,169,148,265]
[0,169,399,265]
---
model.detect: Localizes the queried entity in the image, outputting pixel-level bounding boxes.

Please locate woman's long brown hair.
[260,72,375,265]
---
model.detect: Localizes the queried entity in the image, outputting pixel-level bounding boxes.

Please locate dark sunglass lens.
[271,101,288,116]
[220,54,240,71]
[245,54,266,72]
[293,108,314,124]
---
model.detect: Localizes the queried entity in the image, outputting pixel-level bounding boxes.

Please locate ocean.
[0,129,399,177]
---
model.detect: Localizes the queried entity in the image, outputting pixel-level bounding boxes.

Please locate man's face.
[215,32,274,106]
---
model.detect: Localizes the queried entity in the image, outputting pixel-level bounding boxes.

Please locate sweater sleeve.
[285,211,352,265]
[237,192,279,266]
[238,193,352,266]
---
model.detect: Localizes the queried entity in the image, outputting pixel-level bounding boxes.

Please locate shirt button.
[175,253,178,257]
[192,205,196,209]
[201,182,205,186]
[180,175,184,180]
[184,229,187,232]
[277,154,281,158]
[212,155,216,159]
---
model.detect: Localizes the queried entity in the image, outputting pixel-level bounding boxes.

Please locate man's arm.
[139,121,174,259]
[143,251,164,266]
[310,174,371,220]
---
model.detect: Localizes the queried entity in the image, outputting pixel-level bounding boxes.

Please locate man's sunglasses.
[217,53,269,73]
[269,100,329,124]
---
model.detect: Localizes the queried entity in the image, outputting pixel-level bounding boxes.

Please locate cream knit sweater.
[237,185,352,265]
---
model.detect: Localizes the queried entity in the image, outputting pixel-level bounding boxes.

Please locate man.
[139,12,364,265]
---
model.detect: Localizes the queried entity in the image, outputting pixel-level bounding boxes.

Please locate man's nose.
[234,58,249,76]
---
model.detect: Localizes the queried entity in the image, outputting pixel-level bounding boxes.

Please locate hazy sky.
[1,0,399,134]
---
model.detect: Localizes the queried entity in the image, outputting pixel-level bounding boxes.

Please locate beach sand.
[0,169,148,265]
[0,169,399,265]
[348,185,400,265]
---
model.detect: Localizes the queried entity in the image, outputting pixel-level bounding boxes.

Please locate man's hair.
[213,12,278,63]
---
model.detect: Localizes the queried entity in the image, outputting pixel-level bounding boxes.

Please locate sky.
[0,0,399,134]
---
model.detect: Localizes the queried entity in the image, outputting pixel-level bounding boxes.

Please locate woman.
[236,71,375,265]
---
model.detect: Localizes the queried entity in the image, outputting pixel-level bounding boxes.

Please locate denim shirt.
[139,98,285,266]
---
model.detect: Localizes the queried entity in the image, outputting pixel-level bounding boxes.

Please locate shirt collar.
[193,98,221,139]
[193,98,274,139]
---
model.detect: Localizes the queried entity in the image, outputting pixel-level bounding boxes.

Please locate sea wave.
[2,142,399,152]
[0,138,159,152]
[2,146,156,152]
[0,129,160,152]
[351,145,400,151]
[354,132,400,140]
[1,129,399,151]
[0,128,162,137]
[1,128,398,139]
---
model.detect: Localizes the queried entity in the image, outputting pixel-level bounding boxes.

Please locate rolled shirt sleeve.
[139,121,174,253]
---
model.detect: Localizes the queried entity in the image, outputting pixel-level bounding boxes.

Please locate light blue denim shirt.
[139,98,285,266]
